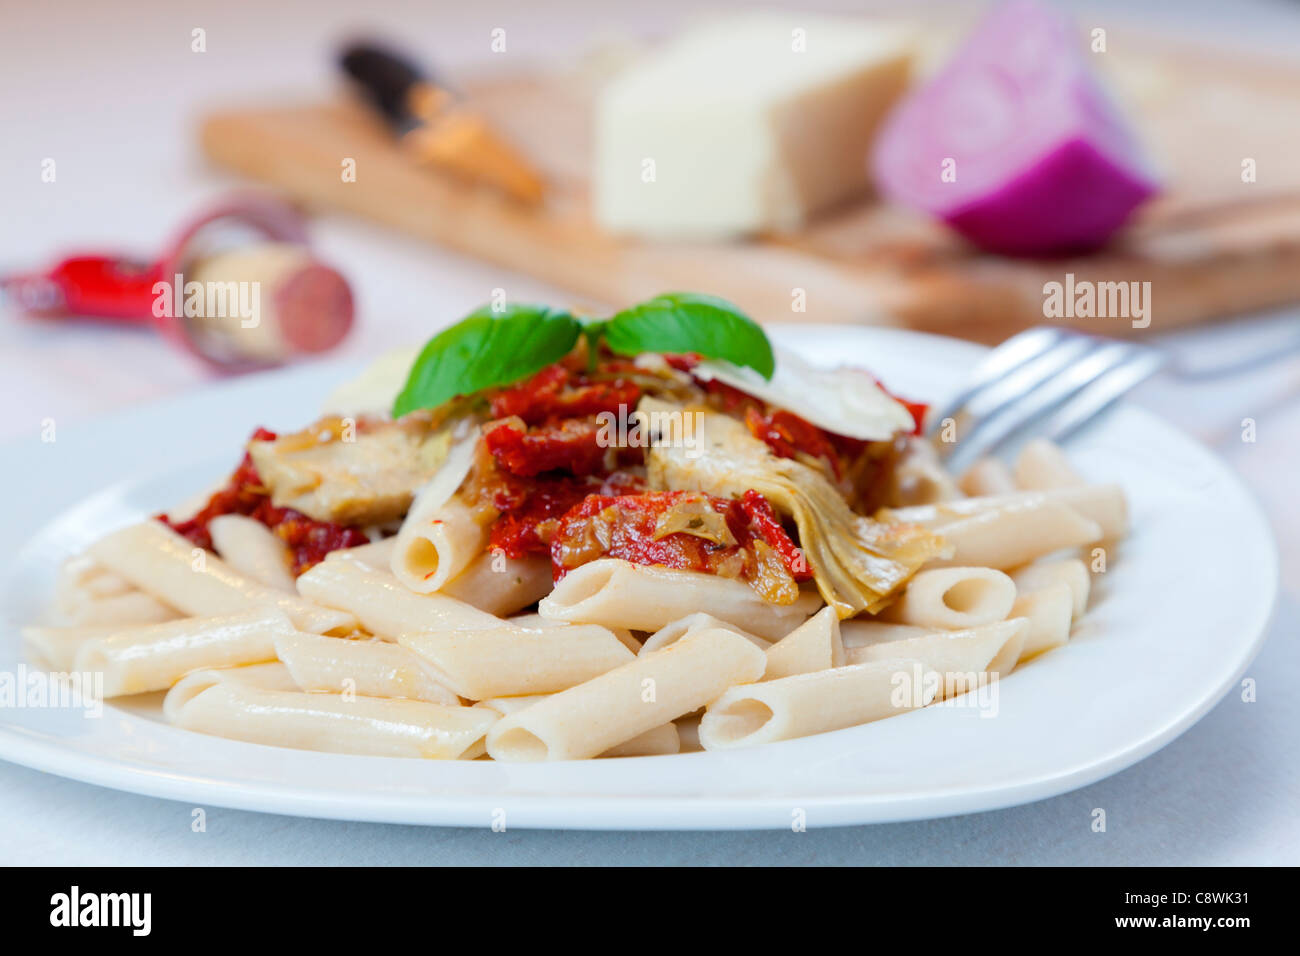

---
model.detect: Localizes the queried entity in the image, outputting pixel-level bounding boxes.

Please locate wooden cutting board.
[200,31,1300,343]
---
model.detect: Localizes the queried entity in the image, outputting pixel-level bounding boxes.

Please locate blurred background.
[2,0,1298,574]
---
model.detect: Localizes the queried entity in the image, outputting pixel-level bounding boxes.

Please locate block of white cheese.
[594,14,914,239]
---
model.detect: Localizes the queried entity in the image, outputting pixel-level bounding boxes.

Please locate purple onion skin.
[871,0,1159,258]
[944,137,1158,258]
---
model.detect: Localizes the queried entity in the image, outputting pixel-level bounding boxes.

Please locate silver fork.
[927,327,1165,475]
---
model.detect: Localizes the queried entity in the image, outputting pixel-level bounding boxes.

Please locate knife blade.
[340,41,544,205]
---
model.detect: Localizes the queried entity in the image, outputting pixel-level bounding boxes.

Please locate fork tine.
[926,327,1066,437]
[950,336,1099,433]
[933,333,1096,462]
[1040,347,1166,445]
[942,340,1136,474]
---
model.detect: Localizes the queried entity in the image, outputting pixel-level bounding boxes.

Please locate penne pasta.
[164,661,302,722]
[508,612,642,653]
[762,606,844,680]
[538,558,821,639]
[55,555,134,603]
[55,556,179,626]
[296,558,500,638]
[399,623,635,699]
[838,620,932,649]
[89,521,355,634]
[844,618,1028,699]
[71,608,293,697]
[602,722,680,757]
[1014,439,1084,490]
[474,696,680,757]
[1009,585,1074,661]
[59,590,180,628]
[674,713,704,753]
[208,514,296,590]
[1010,558,1090,620]
[925,500,1101,569]
[390,434,484,594]
[608,628,643,654]
[502,612,548,629]
[476,695,585,760]
[486,626,767,761]
[891,436,964,505]
[438,551,554,617]
[472,694,550,716]
[1051,485,1130,541]
[392,497,489,595]
[879,566,1017,630]
[273,630,460,705]
[886,484,1128,542]
[699,658,940,750]
[23,623,119,671]
[165,679,497,759]
[327,536,397,569]
[959,458,1018,497]
[638,612,767,656]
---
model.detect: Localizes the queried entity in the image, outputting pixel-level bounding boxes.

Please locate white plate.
[0,326,1277,829]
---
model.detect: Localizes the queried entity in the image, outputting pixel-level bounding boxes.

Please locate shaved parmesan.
[692,348,914,441]
[405,427,480,524]
[321,346,420,418]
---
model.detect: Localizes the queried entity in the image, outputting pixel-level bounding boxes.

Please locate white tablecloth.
[2,0,1297,864]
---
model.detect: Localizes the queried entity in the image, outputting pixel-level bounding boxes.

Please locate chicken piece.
[643,399,950,617]
[249,416,453,525]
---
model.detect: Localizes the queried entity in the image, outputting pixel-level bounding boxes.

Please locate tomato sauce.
[736,489,810,581]
[161,428,370,575]
[483,417,610,478]
[551,490,809,603]
[482,470,645,560]
[489,361,642,425]
[466,355,652,560]
[467,350,917,596]
[743,406,856,481]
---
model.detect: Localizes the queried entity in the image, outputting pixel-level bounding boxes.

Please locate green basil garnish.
[391,304,581,418]
[603,292,775,379]
[392,293,773,417]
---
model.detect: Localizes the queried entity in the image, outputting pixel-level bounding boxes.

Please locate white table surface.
[2,0,1297,865]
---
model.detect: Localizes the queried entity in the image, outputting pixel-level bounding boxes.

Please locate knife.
[340,41,545,205]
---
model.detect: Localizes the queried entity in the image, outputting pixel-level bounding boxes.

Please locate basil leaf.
[392,304,581,417]
[603,293,775,379]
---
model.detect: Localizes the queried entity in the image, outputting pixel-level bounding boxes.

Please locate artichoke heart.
[644,399,950,617]
[249,414,458,526]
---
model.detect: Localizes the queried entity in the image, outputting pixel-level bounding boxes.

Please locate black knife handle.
[339,41,432,131]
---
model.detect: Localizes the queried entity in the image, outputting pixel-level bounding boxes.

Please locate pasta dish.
[23,294,1127,761]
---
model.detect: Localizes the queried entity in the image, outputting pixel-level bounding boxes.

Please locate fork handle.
[1169,331,1300,381]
